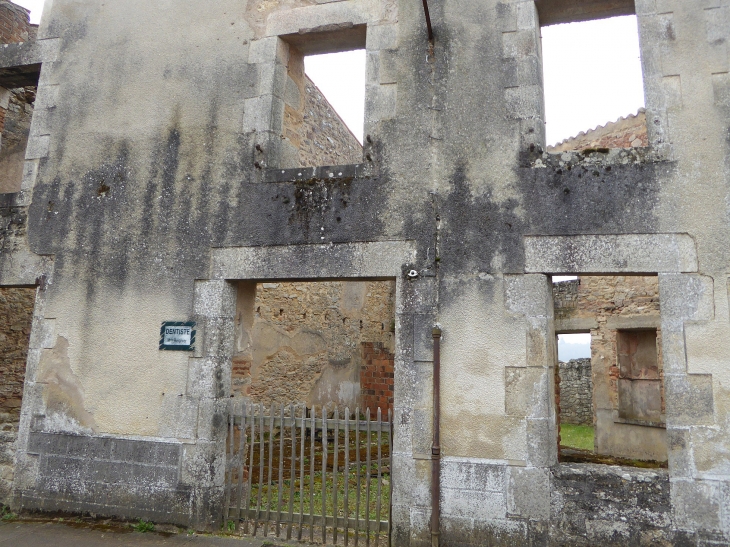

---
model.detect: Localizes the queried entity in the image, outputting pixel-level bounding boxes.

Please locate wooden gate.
[224,402,392,546]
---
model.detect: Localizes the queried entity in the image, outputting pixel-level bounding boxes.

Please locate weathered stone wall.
[550,464,675,546]
[0,1,36,194]
[557,359,592,426]
[0,286,35,505]
[232,281,395,410]
[0,87,34,193]
[554,276,665,461]
[281,47,363,168]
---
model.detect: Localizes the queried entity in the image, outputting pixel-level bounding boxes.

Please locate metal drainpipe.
[431,327,442,547]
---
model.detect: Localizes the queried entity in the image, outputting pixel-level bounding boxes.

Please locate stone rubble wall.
[281,47,363,168]
[232,281,395,410]
[0,286,35,505]
[0,1,36,194]
[557,358,592,426]
[0,88,34,193]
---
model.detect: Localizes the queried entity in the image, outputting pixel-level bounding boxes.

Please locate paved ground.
[0,520,300,546]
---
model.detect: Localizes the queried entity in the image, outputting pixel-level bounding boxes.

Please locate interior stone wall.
[280,47,363,168]
[232,280,395,410]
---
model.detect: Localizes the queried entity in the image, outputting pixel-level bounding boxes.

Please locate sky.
[12,0,43,24]
[305,51,366,144]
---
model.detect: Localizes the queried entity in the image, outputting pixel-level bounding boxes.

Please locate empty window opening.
[231,279,395,415]
[280,49,365,168]
[542,15,647,151]
[552,275,666,467]
[0,286,36,504]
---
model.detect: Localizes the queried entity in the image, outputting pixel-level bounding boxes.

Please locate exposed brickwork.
[548,109,648,152]
[0,0,34,45]
[0,286,35,504]
[360,342,394,415]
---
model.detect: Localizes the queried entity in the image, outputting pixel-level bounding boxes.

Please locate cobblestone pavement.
[0,520,301,546]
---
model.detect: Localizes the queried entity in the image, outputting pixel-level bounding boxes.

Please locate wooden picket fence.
[223,402,392,546]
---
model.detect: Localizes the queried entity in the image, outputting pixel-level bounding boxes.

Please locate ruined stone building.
[0,0,729,545]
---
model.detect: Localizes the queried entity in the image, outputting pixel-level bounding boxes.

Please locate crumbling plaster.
[0,0,727,543]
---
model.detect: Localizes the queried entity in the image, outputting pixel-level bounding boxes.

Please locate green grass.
[560,424,595,452]
[247,468,389,523]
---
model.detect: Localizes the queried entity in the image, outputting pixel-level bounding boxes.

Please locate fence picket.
[224,402,390,545]
[253,407,265,536]
[355,406,361,547]
[309,406,316,544]
[322,409,328,545]
[244,403,255,535]
[375,408,382,547]
[235,403,247,530]
[333,407,339,545]
[344,407,351,547]
[276,404,285,536]
[365,408,372,547]
[298,405,306,541]
[287,404,296,540]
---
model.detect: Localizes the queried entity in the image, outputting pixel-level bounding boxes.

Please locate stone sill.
[528,143,673,170]
[614,416,666,429]
[260,163,375,184]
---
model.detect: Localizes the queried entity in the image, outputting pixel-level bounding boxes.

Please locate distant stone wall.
[232,281,395,410]
[280,47,363,168]
[0,286,35,504]
[557,358,592,426]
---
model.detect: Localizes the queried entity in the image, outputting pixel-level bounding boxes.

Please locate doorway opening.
[552,275,666,467]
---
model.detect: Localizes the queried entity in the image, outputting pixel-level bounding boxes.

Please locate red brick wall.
[0,1,33,45]
[360,342,394,416]
[0,287,35,504]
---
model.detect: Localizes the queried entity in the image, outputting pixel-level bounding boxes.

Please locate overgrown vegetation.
[133,519,155,533]
[1,505,17,522]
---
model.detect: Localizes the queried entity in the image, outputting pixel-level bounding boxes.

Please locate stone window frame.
[181,240,424,526]
[243,0,398,182]
[522,233,725,526]
[501,0,677,163]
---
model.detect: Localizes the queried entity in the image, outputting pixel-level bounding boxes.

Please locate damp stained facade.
[0,0,729,545]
